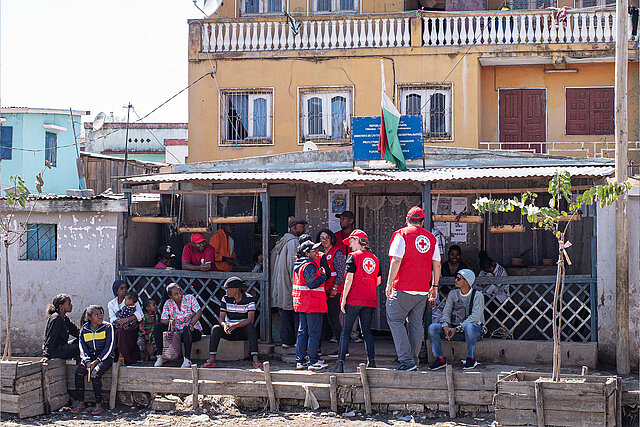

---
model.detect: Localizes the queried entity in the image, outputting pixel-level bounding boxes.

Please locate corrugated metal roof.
[122,166,615,185]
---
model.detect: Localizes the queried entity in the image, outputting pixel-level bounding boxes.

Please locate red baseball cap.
[406,206,425,220]
[342,229,368,246]
[190,233,206,243]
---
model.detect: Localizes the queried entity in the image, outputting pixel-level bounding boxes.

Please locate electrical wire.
[131,107,183,163]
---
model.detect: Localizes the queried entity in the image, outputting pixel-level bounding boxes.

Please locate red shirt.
[390,225,436,293]
[181,243,217,270]
[334,229,352,256]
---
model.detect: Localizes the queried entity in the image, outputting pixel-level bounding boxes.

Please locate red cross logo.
[415,235,430,254]
[363,257,376,274]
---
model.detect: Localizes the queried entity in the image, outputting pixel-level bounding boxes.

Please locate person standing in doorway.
[271,217,308,348]
[386,206,441,371]
[334,210,355,256]
[210,224,238,272]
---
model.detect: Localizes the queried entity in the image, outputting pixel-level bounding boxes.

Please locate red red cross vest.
[390,225,437,293]
[346,250,380,308]
[292,261,328,313]
[323,246,344,294]
[334,230,351,256]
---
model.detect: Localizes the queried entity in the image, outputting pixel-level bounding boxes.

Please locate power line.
[132,107,183,164]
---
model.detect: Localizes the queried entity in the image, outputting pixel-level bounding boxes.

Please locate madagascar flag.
[378,60,406,171]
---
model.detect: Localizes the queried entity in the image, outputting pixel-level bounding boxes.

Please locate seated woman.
[477,251,510,304]
[72,305,114,415]
[441,245,469,278]
[107,280,143,365]
[203,277,261,369]
[153,283,203,368]
[43,294,80,360]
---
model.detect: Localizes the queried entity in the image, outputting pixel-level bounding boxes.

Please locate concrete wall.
[0,207,124,356]
[596,182,640,369]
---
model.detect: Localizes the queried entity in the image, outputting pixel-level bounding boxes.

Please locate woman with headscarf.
[107,280,143,365]
[43,294,80,360]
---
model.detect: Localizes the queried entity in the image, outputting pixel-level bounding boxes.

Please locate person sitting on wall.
[107,280,143,366]
[476,251,510,304]
[427,269,486,371]
[251,252,263,273]
[155,245,175,269]
[182,233,217,271]
[210,224,238,272]
[43,294,80,361]
[441,244,469,278]
[202,277,261,369]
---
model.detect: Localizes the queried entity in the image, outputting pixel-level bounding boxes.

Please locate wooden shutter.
[566,88,591,135]
[566,87,614,135]
[590,87,614,135]
[499,89,546,143]
[499,89,522,142]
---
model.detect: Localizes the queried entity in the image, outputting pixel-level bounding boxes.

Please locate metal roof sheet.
[122,166,615,186]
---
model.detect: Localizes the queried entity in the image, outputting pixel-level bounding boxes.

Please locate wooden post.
[109,362,120,410]
[445,364,456,418]
[615,0,630,376]
[191,365,199,410]
[329,375,338,413]
[260,186,271,342]
[263,361,278,412]
[358,363,372,415]
[40,362,51,414]
[581,365,588,376]
[616,376,622,427]
[534,380,545,427]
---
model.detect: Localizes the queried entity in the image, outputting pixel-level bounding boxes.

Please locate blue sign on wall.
[351,115,423,161]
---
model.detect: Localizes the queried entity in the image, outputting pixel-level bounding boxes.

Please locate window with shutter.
[566,87,614,136]
[0,126,12,160]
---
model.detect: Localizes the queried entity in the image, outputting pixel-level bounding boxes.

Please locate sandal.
[252,361,263,370]
[202,361,216,368]
[91,406,104,416]
[70,403,85,414]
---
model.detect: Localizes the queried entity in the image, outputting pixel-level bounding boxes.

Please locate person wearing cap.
[155,245,175,269]
[316,228,346,345]
[292,240,328,371]
[203,277,261,369]
[270,217,308,348]
[209,224,238,272]
[332,230,381,373]
[386,206,441,371]
[427,269,485,371]
[334,210,355,256]
[182,233,217,272]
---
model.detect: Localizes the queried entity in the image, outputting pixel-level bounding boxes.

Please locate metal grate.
[18,223,57,261]
[299,87,351,144]
[398,84,452,140]
[220,89,273,146]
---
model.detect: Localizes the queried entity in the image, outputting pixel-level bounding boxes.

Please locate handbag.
[161,323,182,361]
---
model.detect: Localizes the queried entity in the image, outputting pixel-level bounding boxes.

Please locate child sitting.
[137,299,159,360]
[115,291,140,331]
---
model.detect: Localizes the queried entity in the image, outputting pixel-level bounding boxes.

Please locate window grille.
[45,132,57,167]
[241,0,284,14]
[314,0,357,13]
[399,84,452,140]
[300,88,351,143]
[220,90,273,146]
[0,126,12,160]
[509,0,556,9]
[575,0,615,6]
[18,224,57,261]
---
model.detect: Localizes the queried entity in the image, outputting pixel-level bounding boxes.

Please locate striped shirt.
[221,293,256,325]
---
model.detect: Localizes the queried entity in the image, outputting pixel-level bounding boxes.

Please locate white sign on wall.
[328,189,350,232]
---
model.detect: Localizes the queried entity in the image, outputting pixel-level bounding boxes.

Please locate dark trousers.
[74,357,113,403]
[339,305,375,362]
[114,327,140,365]
[326,294,342,341]
[153,324,202,359]
[209,324,258,355]
[47,339,79,360]
[279,309,299,346]
[296,312,323,364]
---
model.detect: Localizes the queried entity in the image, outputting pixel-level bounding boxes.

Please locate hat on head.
[298,234,313,245]
[457,269,476,287]
[190,233,206,243]
[335,210,354,219]
[112,279,126,296]
[157,245,175,259]
[288,217,308,228]
[342,229,368,246]
[312,242,323,251]
[298,240,315,257]
[223,276,244,289]
[407,206,425,220]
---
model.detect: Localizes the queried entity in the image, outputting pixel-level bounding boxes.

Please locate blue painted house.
[0,108,90,195]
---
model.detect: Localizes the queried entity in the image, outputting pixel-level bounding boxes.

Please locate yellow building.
[187,1,639,162]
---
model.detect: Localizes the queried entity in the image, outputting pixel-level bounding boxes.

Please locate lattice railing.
[439,275,596,342]
[119,268,268,338]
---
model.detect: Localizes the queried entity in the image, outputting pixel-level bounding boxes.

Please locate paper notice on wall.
[432,196,451,215]
[433,221,450,237]
[328,189,350,232]
[451,222,467,242]
[451,197,468,215]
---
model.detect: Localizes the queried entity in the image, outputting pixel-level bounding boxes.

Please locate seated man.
[203,277,261,369]
[427,269,485,371]
[209,224,238,272]
[182,233,217,271]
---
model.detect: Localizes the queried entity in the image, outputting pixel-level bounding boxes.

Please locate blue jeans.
[280,309,299,346]
[427,323,484,360]
[296,312,323,364]
[339,305,375,362]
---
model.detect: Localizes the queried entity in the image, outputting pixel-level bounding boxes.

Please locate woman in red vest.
[332,230,381,373]
[316,229,346,344]
[292,240,329,371]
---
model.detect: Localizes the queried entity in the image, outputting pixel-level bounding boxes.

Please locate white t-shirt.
[388,233,441,295]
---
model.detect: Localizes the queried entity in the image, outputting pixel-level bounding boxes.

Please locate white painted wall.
[596,182,640,369]
[166,144,188,164]
[0,208,124,356]
[85,126,187,154]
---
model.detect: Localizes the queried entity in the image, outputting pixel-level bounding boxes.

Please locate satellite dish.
[92,112,106,131]
[193,0,223,17]
[303,141,318,152]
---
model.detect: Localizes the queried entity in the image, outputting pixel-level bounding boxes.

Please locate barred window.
[220,90,273,146]
[300,89,351,143]
[18,224,57,261]
[45,132,57,167]
[399,84,452,140]
[509,0,556,9]
[241,0,284,14]
[315,0,356,13]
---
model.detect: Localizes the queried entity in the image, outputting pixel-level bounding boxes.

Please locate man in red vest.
[385,206,441,371]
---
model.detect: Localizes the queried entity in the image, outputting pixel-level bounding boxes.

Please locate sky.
[1,0,200,124]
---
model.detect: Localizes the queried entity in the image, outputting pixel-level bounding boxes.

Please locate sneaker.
[180,358,192,368]
[463,358,479,370]
[281,343,293,349]
[327,351,348,358]
[428,357,447,371]
[366,360,376,368]
[154,356,166,367]
[329,338,338,343]
[395,363,417,371]
[331,361,344,373]
[296,362,308,370]
[350,336,363,343]
[308,360,329,371]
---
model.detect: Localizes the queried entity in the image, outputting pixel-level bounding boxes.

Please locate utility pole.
[614,0,630,376]
[123,103,133,178]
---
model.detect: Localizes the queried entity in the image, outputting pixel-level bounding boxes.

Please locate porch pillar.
[422,182,432,230]
[261,185,271,342]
